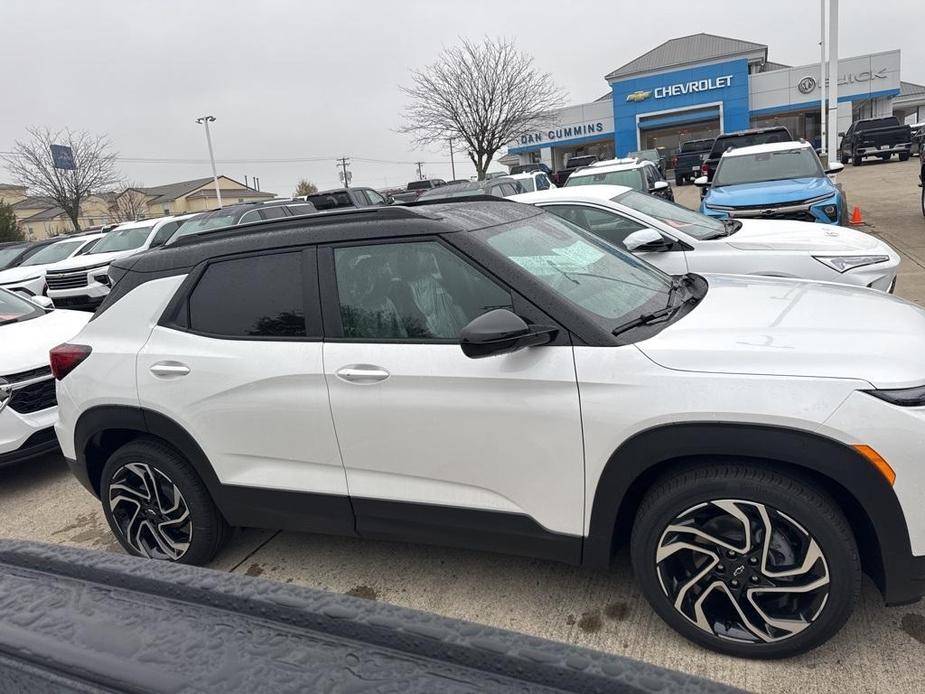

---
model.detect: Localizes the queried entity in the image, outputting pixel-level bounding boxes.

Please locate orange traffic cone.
[849,206,863,225]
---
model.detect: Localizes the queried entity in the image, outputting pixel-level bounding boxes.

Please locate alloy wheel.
[655,499,830,644]
[108,462,192,560]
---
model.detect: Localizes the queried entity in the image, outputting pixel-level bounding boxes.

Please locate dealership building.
[507,33,925,170]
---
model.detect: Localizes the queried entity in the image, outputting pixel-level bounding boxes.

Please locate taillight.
[701,162,710,175]
[50,343,92,380]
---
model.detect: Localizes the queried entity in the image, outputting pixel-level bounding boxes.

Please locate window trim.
[159,247,322,342]
[318,235,565,345]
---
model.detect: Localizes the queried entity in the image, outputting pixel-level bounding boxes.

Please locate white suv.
[54,200,925,658]
[513,185,900,291]
[0,232,104,299]
[45,216,193,309]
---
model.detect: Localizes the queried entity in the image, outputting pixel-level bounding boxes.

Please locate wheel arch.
[584,422,916,604]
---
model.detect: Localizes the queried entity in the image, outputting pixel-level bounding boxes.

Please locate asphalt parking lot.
[2,159,924,694]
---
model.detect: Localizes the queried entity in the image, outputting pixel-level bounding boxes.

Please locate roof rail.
[403,194,514,207]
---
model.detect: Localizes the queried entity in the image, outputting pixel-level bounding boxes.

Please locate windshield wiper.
[612,274,701,338]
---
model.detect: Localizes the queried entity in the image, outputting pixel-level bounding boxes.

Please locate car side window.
[536,174,550,191]
[364,189,387,205]
[260,206,287,220]
[149,221,180,248]
[333,241,512,340]
[238,210,262,224]
[544,204,647,247]
[188,252,307,338]
[643,166,658,188]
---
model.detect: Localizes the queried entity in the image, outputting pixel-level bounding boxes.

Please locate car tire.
[840,154,849,166]
[630,463,860,659]
[100,437,230,565]
[900,152,910,162]
[675,176,684,186]
[921,184,924,218]
[853,155,864,166]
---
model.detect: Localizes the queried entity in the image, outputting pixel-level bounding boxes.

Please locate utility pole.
[819,0,827,157]
[336,157,351,187]
[826,0,839,164]
[416,161,425,181]
[448,138,456,181]
[195,115,222,208]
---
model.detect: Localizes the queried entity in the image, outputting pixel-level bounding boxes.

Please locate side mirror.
[460,309,557,359]
[30,295,54,309]
[693,176,710,187]
[650,181,669,192]
[385,195,395,205]
[838,131,845,137]
[624,228,672,253]
[825,162,845,175]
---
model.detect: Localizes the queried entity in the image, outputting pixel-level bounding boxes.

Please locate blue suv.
[697,141,847,225]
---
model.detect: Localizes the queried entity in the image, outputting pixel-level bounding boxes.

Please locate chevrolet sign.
[653,75,733,99]
[625,90,652,103]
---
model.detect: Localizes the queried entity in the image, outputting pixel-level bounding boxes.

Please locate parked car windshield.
[0,246,26,270]
[19,238,87,266]
[566,169,643,191]
[473,213,671,325]
[87,226,154,253]
[0,287,44,324]
[713,147,823,186]
[614,190,728,240]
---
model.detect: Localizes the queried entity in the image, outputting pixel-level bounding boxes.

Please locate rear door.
[136,248,353,532]
[319,236,584,559]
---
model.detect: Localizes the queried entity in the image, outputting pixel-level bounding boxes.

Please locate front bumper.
[0,275,46,298]
[703,193,842,225]
[0,429,59,467]
[46,269,111,309]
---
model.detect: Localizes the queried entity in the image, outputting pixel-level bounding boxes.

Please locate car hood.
[636,274,925,389]
[706,177,836,206]
[0,309,90,375]
[723,219,891,253]
[46,250,134,272]
[0,265,48,284]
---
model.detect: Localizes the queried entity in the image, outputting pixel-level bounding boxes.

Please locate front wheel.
[853,155,864,166]
[630,464,860,658]
[101,437,230,565]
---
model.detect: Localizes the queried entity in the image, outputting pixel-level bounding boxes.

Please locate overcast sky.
[1,0,921,196]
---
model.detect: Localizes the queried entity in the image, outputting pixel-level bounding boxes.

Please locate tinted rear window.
[856,117,901,131]
[681,140,713,153]
[188,252,306,338]
[305,192,353,209]
[713,129,792,154]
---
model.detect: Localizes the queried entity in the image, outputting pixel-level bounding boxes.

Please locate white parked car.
[509,171,557,193]
[0,289,89,467]
[53,199,925,658]
[45,216,194,310]
[0,232,103,299]
[513,185,900,291]
[565,158,674,200]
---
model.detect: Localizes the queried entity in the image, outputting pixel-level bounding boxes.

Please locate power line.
[0,151,458,166]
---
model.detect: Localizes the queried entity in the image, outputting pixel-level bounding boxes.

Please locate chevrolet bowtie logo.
[625,90,653,103]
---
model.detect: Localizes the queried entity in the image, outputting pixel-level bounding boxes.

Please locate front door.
[320,238,584,561]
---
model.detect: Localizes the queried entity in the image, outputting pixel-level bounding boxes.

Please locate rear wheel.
[101,437,229,565]
[853,155,864,166]
[840,154,849,165]
[900,152,910,162]
[630,464,860,658]
[675,175,684,186]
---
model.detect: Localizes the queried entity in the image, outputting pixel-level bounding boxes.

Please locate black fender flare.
[583,422,920,604]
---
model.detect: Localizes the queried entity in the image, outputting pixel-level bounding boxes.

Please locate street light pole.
[819,0,827,157]
[449,138,456,180]
[826,0,839,164]
[195,115,222,208]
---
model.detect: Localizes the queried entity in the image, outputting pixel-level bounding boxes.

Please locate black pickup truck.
[551,155,599,186]
[390,178,447,203]
[674,138,714,185]
[838,116,913,166]
[700,126,792,184]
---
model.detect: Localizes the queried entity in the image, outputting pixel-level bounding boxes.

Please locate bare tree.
[294,179,318,197]
[2,127,120,232]
[399,37,565,180]
[109,182,150,222]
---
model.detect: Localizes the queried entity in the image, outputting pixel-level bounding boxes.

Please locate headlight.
[804,193,836,205]
[822,204,838,218]
[813,255,890,273]
[704,204,734,211]
[0,275,41,286]
[866,385,925,407]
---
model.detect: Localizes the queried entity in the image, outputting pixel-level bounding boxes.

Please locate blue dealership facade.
[507,34,908,171]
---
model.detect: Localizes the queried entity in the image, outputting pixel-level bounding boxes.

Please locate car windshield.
[473,213,671,327]
[566,169,643,191]
[614,190,728,240]
[0,288,44,324]
[20,238,87,266]
[0,247,25,270]
[713,147,823,186]
[88,226,153,254]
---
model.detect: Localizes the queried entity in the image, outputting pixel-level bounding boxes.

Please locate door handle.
[149,361,190,377]
[335,365,390,384]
